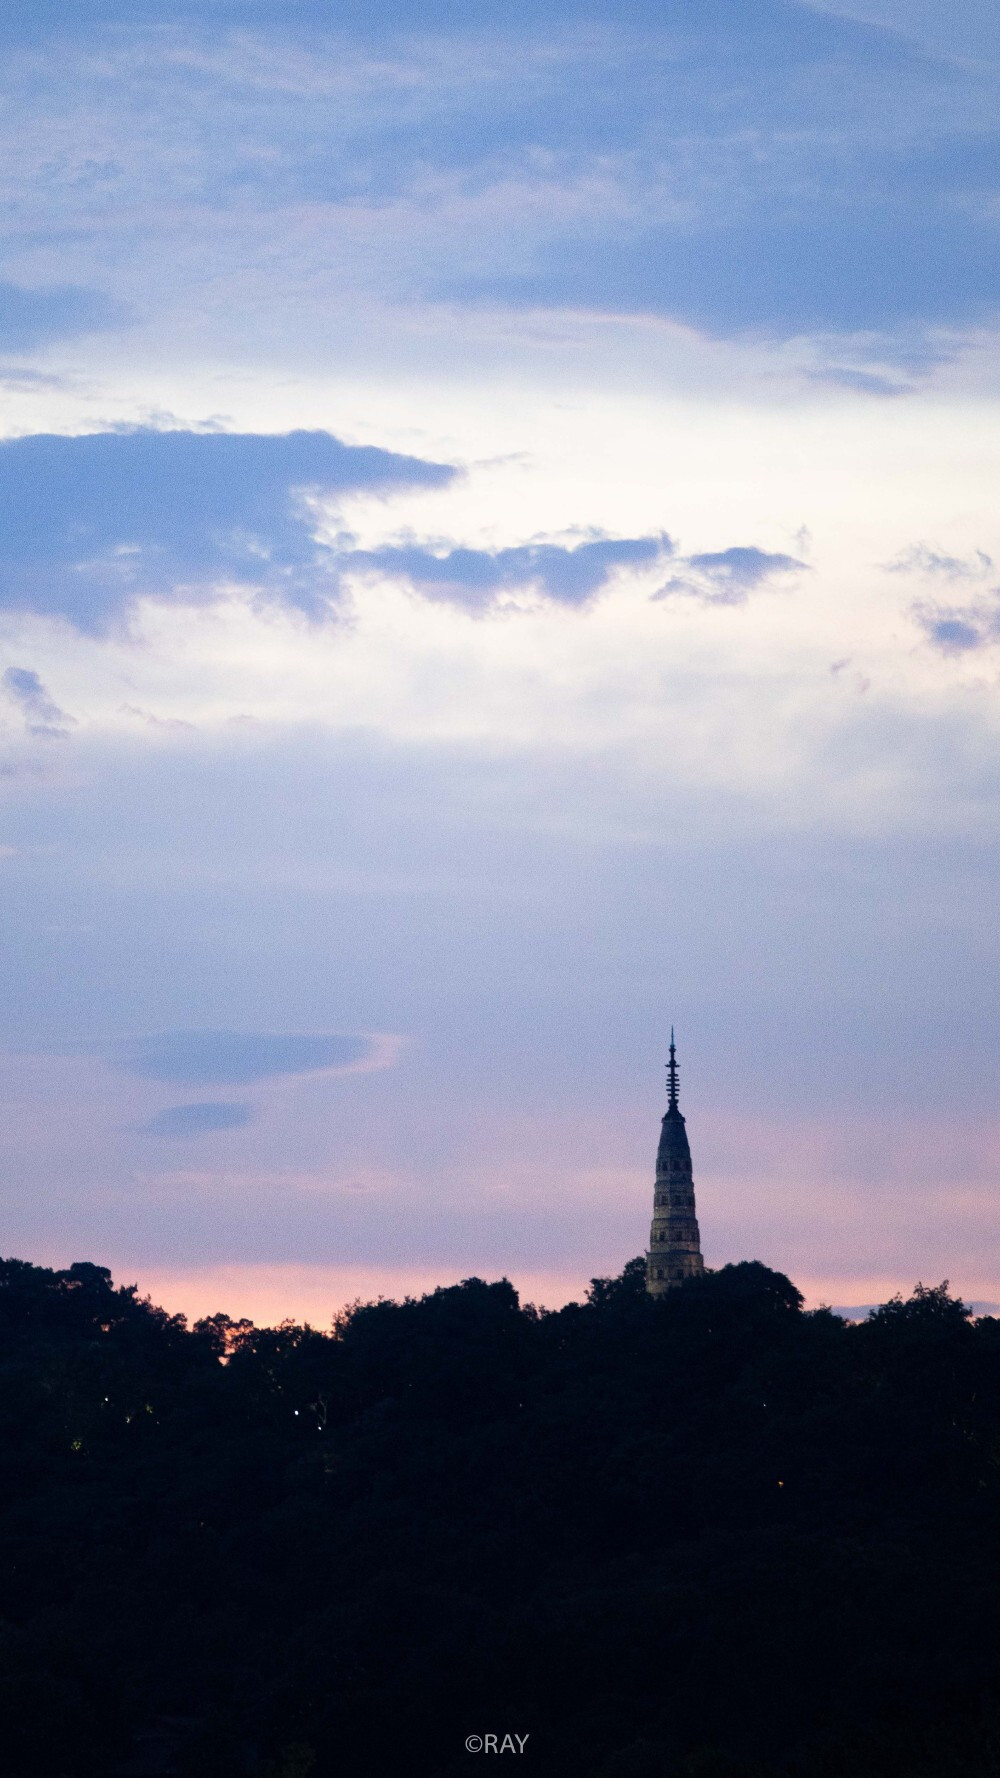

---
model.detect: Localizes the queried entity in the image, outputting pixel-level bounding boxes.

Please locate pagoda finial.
[666,1028,679,1109]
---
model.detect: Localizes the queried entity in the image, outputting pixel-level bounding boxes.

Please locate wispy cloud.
[885,544,994,581]
[338,533,674,609]
[655,546,808,605]
[2,666,73,736]
[809,366,915,397]
[0,3,994,368]
[886,543,1000,653]
[912,600,1000,654]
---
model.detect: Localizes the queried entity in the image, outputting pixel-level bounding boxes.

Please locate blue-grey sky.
[0,0,999,1322]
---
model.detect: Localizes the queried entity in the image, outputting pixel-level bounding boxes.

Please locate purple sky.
[1,0,1000,1320]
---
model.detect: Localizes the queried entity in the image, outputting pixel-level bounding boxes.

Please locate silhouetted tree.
[3,1254,1000,1777]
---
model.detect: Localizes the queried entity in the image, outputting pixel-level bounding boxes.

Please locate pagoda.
[646,1031,705,1294]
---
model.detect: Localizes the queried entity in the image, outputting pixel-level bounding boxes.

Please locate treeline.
[3,1253,1000,1777]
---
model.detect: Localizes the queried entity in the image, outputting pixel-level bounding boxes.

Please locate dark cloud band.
[0,428,455,629]
[0,426,807,630]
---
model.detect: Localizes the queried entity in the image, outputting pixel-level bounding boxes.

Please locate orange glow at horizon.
[120,1260,999,1329]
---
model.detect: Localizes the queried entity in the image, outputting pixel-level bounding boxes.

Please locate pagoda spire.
[646,1030,704,1295]
[666,1027,679,1110]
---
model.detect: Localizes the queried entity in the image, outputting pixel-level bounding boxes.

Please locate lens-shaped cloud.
[97,1031,374,1085]
[136,1101,254,1137]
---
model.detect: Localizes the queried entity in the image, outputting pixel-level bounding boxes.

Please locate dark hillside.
[3,1254,1000,1777]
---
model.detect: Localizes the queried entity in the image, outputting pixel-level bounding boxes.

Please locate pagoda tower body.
[646,1032,704,1295]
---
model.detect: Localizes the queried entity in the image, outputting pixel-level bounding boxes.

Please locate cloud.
[912,600,1000,654]
[136,1101,254,1137]
[656,546,807,605]
[809,366,915,397]
[0,428,455,629]
[2,666,73,736]
[888,547,1000,653]
[0,432,672,624]
[0,368,73,392]
[800,0,1000,66]
[101,1030,374,1085]
[1,1,994,373]
[339,533,673,609]
[885,544,994,581]
[0,281,128,352]
[471,207,1000,347]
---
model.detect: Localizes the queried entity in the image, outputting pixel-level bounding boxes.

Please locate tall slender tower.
[646,1030,704,1295]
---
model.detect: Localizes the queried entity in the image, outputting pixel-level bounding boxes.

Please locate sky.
[1,0,999,1323]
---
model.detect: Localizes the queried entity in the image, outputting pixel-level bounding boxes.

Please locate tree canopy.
[3,1253,1000,1776]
